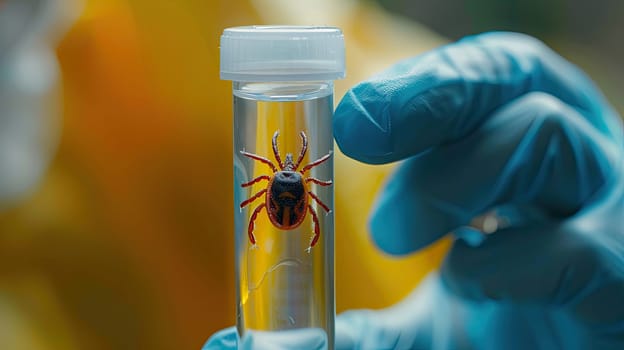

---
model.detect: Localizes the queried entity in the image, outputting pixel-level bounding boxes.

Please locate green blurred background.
[0,0,621,349]
[378,0,624,114]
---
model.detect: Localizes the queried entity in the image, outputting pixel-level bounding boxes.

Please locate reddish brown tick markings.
[240,131,332,253]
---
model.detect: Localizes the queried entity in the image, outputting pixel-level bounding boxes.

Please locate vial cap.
[220,26,345,82]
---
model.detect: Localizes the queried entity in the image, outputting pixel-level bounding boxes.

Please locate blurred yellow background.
[1,0,622,349]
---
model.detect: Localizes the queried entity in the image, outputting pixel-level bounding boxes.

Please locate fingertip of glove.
[334,85,394,164]
[369,178,467,256]
[203,327,237,350]
[369,194,443,256]
[369,201,416,256]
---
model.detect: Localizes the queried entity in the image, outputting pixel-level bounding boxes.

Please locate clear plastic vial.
[220,26,345,349]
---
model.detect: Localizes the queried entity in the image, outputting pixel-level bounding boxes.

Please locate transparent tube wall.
[233,81,335,348]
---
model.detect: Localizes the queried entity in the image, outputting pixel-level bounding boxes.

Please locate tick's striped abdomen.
[267,171,308,229]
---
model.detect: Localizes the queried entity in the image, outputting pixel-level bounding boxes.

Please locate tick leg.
[240,189,267,208]
[301,151,332,174]
[241,151,277,173]
[248,203,266,248]
[294,131,308,170]
[308,191,330,213]
[305,177,332,186]
[306,204,320,253]
[272,131,284,170]
[242,175,271,188]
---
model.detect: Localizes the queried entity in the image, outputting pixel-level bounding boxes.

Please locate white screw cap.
[220,26,345,82]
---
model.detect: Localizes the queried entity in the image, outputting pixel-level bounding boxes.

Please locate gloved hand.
[204,32,624,350]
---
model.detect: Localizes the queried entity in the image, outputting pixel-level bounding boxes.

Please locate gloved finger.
[203,327,237,350]
[335,274,445,350]
[441,221,624,335]
[202,327,330,350]
[334,32,622,165]
[370,92,618,255]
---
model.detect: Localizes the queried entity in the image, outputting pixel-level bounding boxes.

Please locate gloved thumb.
[203,326,330,350]
[336,274,465,350]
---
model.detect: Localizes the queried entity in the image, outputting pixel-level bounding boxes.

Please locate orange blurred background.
[2,0,622,349]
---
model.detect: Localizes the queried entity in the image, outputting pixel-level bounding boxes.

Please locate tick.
[240,130,332,252]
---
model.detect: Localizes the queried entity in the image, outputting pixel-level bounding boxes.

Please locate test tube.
[220,26,345,349]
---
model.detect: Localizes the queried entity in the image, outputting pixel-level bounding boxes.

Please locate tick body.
[240,131,332,252]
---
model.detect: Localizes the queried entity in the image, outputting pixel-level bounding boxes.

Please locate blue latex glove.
[204,32,624,349]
